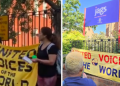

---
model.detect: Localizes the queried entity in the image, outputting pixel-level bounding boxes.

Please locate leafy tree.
[112,30,118,39]
[85,31,107,40]
[87,25,97,31]
[91,32,107,40]
[85,32,118,53]
[0,0,61,44]
[63,0,84,32]
[63,30,85,54]
[63,0,97,32]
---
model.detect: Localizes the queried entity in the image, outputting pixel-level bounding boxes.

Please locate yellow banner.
[0,16,9,41]
[71,48,120,82]
[0,44,39,86]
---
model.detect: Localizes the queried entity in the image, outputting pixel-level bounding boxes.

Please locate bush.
[63,30,85,54]
[63,57,65,63]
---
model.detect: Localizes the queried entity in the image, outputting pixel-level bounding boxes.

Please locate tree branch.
[44,0,59,10]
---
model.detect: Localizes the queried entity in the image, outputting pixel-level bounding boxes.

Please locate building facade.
[106,22,119,38]
[85,27,94,38]
[3,1,52,47]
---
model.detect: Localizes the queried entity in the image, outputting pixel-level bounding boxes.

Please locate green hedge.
[63,30,85,55]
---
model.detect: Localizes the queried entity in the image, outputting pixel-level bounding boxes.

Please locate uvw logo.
[94,6,107,16]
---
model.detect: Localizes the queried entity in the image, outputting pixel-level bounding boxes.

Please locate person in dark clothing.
[32,27,59,86]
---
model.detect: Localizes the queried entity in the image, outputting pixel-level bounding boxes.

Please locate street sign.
[0,16,9,41]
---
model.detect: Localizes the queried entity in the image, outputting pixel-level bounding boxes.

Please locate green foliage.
[88,25,98,31]
[85,32,118,53]
[63,0,98,33]
[0,0,60,44]
[0,0,36,44]
[91,32,108,40]
[63,30,85,54]
[112,30,118,39]
[63,57,65,63]
[63,0,84,32]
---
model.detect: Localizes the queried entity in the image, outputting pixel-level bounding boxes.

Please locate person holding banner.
[63,52,96,86]
[32,27,59,86]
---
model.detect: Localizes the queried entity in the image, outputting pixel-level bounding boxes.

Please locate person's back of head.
[65,52,83,75]
[63,52,96,86]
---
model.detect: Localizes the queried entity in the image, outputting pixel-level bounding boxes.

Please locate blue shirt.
[63,76,97,86]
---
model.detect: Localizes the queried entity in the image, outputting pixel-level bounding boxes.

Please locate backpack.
[39,43,61,75]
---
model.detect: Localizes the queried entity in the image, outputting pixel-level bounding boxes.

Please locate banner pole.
[118,0,120,53]
[83,8,86,36]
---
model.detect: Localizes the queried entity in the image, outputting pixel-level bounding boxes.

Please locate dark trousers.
[56,74,61,86]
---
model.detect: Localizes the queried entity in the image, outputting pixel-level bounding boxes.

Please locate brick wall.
[63,70,120,86]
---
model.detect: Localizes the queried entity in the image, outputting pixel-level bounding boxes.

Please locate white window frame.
[43,1,47,18]
[31,28,38,37]
[33,29,38,35]
[34,0,39,16]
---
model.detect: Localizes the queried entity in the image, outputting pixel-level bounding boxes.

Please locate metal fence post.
[0,37,2,44]
[68,39,119,53]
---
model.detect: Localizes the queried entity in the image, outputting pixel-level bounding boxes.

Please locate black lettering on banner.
[12,50,21,58]
[5,59,8,69]
[21,80,29,86]
[1,70,7,74]
[25,65,32,72]
[0,76,5,85]
[18,61,25,71]
[27,49,37,58]
[0,58,4,67]
[6,50,12,57]
[5,77,11,86]
[0,76,29,86]
[0,48,9,57]
[8,72,16,77]
[0,76,15,86]
[19,51,28,59]
[9,61,16,71]
[0,58,32,72]
[12,79,14,86]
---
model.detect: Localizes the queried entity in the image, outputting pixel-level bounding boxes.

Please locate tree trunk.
[45,0,61,49]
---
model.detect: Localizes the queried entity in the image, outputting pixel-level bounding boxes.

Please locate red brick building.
[3,0,52,47]
[106,22,119,38]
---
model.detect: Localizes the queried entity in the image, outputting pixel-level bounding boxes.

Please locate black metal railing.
[70,39,120,53]
[2,10,53,47]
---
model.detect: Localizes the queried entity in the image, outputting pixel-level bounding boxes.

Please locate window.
[88,28,90,31]
[34,0,39,16]
[32,28,38,37]
[43,1,47,18]
[33,28,38,34]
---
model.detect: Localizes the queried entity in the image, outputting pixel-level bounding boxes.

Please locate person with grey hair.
[63,52,96,86]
